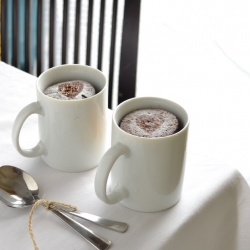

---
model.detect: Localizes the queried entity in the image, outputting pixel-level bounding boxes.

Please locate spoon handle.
[67,210,128,233]
[51,209,111,250]
[51,204,128,233]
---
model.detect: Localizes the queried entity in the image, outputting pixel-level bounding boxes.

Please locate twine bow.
[28,199,77,250]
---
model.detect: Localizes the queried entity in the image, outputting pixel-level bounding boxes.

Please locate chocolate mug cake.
[119,109,179,138]
[44,80,96,100]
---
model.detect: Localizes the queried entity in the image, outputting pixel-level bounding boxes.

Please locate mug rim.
[36,64,107,102]
[113,96,189,140]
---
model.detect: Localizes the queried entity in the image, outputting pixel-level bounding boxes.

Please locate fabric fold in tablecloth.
[162,164,249,250]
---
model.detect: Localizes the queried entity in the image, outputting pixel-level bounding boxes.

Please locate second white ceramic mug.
[12,64,107,172]
[95,97,189,212]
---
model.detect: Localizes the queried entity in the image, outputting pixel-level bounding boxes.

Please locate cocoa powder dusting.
[59,82,83,98]
[136,114,164,133]
[43,80,96,100]
[120,109,179,138]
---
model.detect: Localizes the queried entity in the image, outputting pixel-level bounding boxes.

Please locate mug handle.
[12,102,45,157]
[95,142,130,204]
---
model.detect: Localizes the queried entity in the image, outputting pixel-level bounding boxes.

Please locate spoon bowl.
[0,176,35,208]
[0,165,38,194]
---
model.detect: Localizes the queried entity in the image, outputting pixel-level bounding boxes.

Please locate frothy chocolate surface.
[44,80,95,100]
[119,109,179,138]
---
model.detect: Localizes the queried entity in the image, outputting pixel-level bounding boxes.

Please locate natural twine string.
[28,199,77,250]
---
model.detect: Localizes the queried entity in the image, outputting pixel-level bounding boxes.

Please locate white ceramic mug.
[12,64,107,172]
[95,97,189,212]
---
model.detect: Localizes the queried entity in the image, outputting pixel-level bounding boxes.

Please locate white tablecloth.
[0,62,250,250]
[137,1,250,185]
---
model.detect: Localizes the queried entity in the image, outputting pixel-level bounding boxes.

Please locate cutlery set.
[0,165,128,250]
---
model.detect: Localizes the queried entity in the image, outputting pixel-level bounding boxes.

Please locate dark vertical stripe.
[12,0,20,68]
[97,0,105,70]
[49,0,55,68]
[24,0,30,72]
[62,0,68,64]
[86,0,93,65]
[108,0,118,109]
[37,0,42,76]
[118,0,141,105]
[74,0,81,64]
[1,0,8,62]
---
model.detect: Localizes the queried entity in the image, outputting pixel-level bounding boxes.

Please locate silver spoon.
[0,165,128,232]
[0,175,35,208]
[0,167,111,250]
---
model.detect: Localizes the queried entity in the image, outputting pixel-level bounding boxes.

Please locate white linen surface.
[137,1,250,184]
[0,62,249,250]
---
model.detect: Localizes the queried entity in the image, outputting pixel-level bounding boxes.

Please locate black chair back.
[0,0,141,109]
